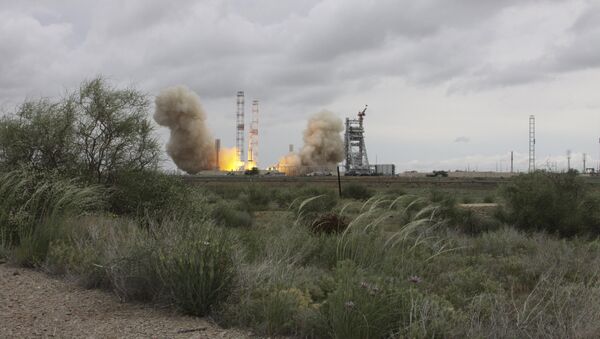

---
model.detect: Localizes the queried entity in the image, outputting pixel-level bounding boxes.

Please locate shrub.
[428,191,463,224]
[0,77,160,182]
[247,187,273,209]
[236,186,274,211]
[235,286,319,336]
[455,209,502,235]
[483,195,495,203]
[343,184,373,200]
[211,201,253,228]
[217,263,333,337]
[156,223,236,316]
[499,171,600,237]
[109,170,209,221]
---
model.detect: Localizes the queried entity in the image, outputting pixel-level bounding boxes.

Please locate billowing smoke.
[154,86,215,174]
[299,110,344,166]
[277,110,344,174]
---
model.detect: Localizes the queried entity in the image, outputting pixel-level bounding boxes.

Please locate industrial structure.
[215,138,221,170]
[529,115,535,172]
[344,105,371,175]
[248,100,259,168]
[236,91,245,169]
[342,105,396,176]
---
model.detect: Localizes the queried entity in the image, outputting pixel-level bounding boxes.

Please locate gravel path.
[0,262,250,338]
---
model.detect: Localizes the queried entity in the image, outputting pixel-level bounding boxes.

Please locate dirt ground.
[0,262,250,339]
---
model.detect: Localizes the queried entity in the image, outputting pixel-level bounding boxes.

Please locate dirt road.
[0,262,249,338]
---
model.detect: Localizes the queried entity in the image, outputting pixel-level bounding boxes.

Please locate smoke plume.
[277,110,344,174]
[154,86,215,174]
[299,110,345,166]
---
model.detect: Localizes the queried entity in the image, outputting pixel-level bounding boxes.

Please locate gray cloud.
[2,0,598,104]
[1,0,599,169]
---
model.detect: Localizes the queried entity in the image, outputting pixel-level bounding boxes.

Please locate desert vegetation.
[2,78,600,338]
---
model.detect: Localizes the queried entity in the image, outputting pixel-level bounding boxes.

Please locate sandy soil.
[0,262,250,339]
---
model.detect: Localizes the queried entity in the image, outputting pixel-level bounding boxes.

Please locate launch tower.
[248,100,259,168]
[236,91,245,169]
[344,105,371,175]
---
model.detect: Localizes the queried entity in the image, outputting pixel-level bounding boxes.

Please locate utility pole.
[583,153,587,173]
[567,150,571,172]
[510,151,514,173]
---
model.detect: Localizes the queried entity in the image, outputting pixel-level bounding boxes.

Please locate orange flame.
[275,153,301,175]
[218,147,245,171]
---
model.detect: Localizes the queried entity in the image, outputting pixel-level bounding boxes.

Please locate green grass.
[3,170,600,338]
[0,170,103,265]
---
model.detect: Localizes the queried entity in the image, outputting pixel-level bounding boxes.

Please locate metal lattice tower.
[248,100,259,168]
[344,105,371,175]
[529,115,535,172]
[236,91,245,169]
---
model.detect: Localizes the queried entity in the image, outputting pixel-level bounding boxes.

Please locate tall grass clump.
[320,261,405,338]
[44,215,236,315]
[335,194,451,271]
[292,192,338,223]
[499,171,600,237]
[0,169,102,265]
[156,222,236,316]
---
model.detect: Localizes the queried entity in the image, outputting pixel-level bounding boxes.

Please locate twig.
[176,327,207,334]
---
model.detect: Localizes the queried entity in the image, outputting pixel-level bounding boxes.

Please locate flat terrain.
[0,263,249,339]
[184,174,600,202]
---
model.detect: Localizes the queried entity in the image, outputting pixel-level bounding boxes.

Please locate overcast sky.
[1,0,600,172]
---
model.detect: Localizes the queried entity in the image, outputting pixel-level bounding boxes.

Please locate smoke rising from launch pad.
[278,110,344,174]
[154,86,344,175]
[154,86,215,174]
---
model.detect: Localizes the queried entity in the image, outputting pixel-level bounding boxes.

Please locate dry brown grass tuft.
[308,213,348,235]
